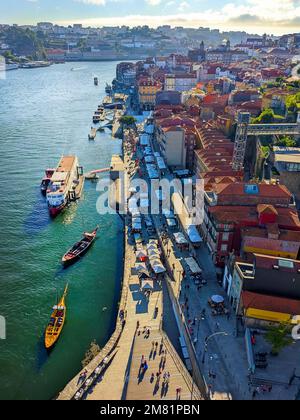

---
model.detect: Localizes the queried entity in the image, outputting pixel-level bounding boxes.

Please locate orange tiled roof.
[213,182,291,199]
[241,291,300,315]
[209,206,300,229]
[257,204,278,215]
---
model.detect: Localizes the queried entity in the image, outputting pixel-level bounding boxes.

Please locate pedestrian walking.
[176,387,182,400]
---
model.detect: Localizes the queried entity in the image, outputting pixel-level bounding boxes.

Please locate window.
[221,244,228,252]
[222,232,229,241]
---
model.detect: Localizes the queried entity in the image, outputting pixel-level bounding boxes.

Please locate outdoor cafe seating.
[208,295,229,316]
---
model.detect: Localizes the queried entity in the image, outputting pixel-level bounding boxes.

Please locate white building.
[165,74,197,93]
[156,125,187,168]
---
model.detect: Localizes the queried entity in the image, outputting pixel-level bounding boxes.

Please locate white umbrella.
[211,295,224,304]
[152,264,166,274]
[136,250,147,259]
[147,244,158,251]
[134,263,147,273]
[148,249,160,257]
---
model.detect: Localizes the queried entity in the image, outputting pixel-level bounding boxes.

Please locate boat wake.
[24,188,52,235]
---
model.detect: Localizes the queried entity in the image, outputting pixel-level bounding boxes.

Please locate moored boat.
[105,83,112,94]
[93,114,101,124]
[5,63,19,71]
[44,284,68,350]
[88,127,97,140]
[46,155,83,218]
[62,227,99,266]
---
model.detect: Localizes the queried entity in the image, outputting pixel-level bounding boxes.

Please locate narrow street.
[138,125,251,400]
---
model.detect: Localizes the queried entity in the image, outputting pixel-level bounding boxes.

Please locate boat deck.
[74,175,84,200]
[89,128,97,139]
[57,156,77,173]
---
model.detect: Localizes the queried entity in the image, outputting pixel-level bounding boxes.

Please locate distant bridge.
[232,112,300,171]
[84,168,110,179]
[247,123,299,136]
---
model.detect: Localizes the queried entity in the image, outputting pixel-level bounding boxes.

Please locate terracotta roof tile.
[241,291,300,315]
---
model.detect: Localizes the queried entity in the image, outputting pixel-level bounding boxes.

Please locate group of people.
[252,384,273,399]
[137,338,181,398]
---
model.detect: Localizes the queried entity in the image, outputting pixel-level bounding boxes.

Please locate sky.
[1,0,300,35]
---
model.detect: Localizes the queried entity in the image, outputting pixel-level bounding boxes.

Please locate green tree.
[2,50,19,62]
[286,92,300,113]
[252,108,275,124]
[265,323,293,356]
[4,26,46,59]
[275,136,297,148]
[119,116,136,126]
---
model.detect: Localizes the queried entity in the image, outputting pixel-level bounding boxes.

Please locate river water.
[0,62,123,400]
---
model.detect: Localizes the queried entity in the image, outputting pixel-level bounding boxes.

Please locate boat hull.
[62,229,98,267]
[45,316,66,351]
[41,187,47,196]
[62,244,91,267]
[49,203,66,218]
[44,286,68,350]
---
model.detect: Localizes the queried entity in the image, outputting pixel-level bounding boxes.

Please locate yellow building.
[138,78,162,110]
[242,290,300,326]
[241,227,300,261]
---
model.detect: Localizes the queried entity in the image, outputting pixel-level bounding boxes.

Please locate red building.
[201,182,300,267]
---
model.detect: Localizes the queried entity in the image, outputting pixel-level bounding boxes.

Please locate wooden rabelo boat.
[62,227,99,267]
[45,284,68,350]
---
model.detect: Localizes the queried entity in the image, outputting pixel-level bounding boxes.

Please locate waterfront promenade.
[58,129,201,401]
[86,132,200,400]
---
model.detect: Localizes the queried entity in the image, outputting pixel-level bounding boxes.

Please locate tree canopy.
[285,92,300,113]
[119,116,136,126]
[266,323,293,356]
[4,27,45,59]
[251,108,283,124]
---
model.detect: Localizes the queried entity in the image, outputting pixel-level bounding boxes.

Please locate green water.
[0,62,123,400]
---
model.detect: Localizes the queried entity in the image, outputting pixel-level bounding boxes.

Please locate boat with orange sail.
[44,284,68,350]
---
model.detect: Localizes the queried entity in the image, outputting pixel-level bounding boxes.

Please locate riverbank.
[57,119,203,400]
[57,129,138,400]
[0,62,123,400]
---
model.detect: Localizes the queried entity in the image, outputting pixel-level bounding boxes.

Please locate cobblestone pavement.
[154,204,300,400]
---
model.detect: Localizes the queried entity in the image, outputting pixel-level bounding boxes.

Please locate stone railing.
[160,329,203,400]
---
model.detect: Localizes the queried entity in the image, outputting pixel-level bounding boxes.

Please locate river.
[0,61,123,400]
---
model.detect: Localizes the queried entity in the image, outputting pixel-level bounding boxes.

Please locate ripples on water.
[0,62,123,400]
